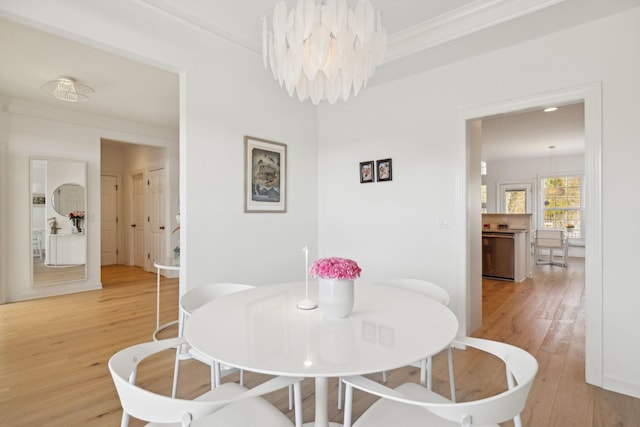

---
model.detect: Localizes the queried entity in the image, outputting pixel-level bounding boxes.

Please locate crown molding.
[139,0,260,53]
[385,0,566,62]
[140,0,567,63]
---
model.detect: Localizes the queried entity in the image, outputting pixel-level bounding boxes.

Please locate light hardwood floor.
[1,260,639,426]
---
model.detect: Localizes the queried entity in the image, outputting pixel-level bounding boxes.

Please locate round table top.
[185,281,459,378]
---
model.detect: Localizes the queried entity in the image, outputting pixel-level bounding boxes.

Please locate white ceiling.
[0,0,637,157]
[481,102,585,161]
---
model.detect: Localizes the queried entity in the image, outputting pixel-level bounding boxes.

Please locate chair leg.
[424,357,432,389]
[288,384,293,410]
[120,411,130,427]
[448,346,456,402]
[171,346,181,398]
[337,377,343,410]
[213,361,220,388]
[343,383,354,427]
[382,370,387,383]
[293,381,303,427]
[239,369,244,386]
[514,414,523,427]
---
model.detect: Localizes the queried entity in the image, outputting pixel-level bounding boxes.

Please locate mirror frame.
[30,157,87,287]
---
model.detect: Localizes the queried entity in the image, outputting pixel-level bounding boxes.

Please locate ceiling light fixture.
[262,0,387,105]
[543,106,558,112]
[41,76,94,102]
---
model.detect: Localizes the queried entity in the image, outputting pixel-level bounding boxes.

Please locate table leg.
[315,377,328,426]
[302,377,341,427]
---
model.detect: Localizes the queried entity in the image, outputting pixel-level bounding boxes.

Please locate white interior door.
[146,168,165,271]
[132,173,145,268]
[101,175,118,265]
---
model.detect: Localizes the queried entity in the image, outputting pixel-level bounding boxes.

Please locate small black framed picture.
[359,161,374,183]
[376,158,392,182]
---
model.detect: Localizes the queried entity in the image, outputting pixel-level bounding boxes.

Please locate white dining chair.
[534,229,568,267]
[380,278,455,390]
[32,229,44,259]
[342,336,538,427]
[109,336,303,427]
[172,282,255,397]
[173,282,295,409]
[337,278,456,409]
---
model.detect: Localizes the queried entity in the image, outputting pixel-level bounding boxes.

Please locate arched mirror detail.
[51,183,86,233]
[31,158,87,287]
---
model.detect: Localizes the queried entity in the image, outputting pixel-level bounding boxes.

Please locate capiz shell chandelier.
[262,0,386,105]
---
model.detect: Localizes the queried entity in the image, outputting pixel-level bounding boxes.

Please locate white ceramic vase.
[318,278,354,318]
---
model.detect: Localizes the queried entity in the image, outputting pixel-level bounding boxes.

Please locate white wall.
[318,9,640,397]
[0,108,8,303]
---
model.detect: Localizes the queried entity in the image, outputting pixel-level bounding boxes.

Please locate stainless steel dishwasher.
[482,232,515,280]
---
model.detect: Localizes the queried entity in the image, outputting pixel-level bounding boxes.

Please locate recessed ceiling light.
[543,107,558,112]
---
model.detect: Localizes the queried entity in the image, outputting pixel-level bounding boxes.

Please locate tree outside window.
[541,175,582,237]
[505,189,526,214]
[481,184,487,213]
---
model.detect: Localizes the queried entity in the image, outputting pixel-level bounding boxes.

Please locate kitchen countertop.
[482,229,528,234]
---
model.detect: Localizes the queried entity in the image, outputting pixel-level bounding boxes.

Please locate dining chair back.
[378,278,455,398]
[172,282,254,397]
[535,229,568,266]
[337,278,456,409]
[110,336,302,427]
[342,336,538,427]
[378,278,450,305]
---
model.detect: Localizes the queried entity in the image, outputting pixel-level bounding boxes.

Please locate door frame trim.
[457,82,602,386]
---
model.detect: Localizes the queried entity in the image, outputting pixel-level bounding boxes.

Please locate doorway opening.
[462,83,602,387]
[100,139,174,275]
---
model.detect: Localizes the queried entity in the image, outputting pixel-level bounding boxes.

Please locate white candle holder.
[297,246,317,310]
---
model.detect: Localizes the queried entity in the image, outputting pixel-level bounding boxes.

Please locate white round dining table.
[185,281,459,427]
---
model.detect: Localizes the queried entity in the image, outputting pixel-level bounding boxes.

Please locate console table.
[153,257,180,340]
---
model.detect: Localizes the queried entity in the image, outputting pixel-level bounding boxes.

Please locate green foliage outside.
[542,176,581,235]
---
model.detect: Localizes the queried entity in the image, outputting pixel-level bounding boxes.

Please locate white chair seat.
[342,337,538,427]
[147,382,293,427]
[351,383,467,427]
[337,278,456,410]
[110,337,303,427]
[173,283,255,397]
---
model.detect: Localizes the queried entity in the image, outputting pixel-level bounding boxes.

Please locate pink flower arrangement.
[309,257,361,280]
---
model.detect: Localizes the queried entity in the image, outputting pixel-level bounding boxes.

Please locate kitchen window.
[481,184,487,213]
[540,175,583,238]
[498,182,532,214]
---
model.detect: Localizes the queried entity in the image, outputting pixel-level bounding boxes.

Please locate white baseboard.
[603,376,640,399]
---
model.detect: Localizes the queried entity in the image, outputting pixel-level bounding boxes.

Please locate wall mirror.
[31,158,87,287]
[51,183,85,216]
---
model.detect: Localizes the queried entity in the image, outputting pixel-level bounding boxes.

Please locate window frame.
[497,181,532,214]
[538,173,585,241]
